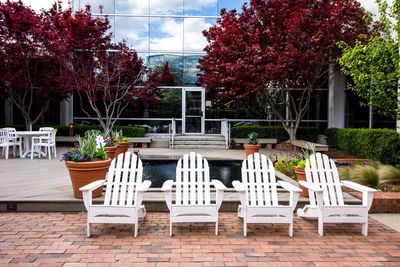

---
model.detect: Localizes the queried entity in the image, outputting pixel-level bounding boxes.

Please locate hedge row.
[230,126,319,142]
[0,125,146,137]
[325,128,400,165]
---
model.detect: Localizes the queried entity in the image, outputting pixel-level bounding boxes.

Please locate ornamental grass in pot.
[244,132,261,156]
[62,130,111,199]
[114,129,129,157]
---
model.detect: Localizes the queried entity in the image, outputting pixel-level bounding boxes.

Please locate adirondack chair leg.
[243,217,247,237]
[134,220,139,237]
[169,220,173,237]
[318,215,324,236]
[288,223,293,237]
[215,221,218,236]
[86,222,91,237]
[361,218,368,236]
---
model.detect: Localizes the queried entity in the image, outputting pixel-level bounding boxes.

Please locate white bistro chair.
[80,152,151,237]
[31,128,57,159]
[162,152,227,236]
[233,153,301,237]
[297,153,376,236]
[0,128,22,159]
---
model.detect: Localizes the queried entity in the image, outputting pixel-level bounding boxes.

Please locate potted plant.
[62,130,111,199]
[114,129,129,157]
[103,132,117,159]
[291,158,308,197]
[244,132,261,156]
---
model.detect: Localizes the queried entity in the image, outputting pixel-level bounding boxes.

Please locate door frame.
[182,87,205,134]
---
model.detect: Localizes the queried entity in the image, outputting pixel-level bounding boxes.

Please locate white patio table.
[15,131,46,158]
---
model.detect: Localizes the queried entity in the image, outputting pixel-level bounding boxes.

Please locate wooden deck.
[0,148,360,212]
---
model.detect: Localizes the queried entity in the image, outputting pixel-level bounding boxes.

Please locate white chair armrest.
[298,181,323,192]
[161,180,174,191]
[278,181,302,193]
[232,180,246,192]
[137,180,151,192]
[79,180,105,191]
[212,180,227,191]
[341,180,377,193]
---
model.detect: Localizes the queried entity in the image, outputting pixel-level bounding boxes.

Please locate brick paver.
[0,212,399,266]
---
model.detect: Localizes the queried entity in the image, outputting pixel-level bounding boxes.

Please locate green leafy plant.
[114,129,129,143]
[325,128,400,165]
[62,130,108,162]
[274,156,295,178]
[246,132,260,145]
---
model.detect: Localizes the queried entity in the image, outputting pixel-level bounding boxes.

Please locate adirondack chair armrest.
[161,180,174,192]
[341,180,377,193]
[137,180,151,192]
[278,181,302,193]
[212,180,227,191]
[232,180,246,192]
[79,180,105,192]
[298,181,323,193]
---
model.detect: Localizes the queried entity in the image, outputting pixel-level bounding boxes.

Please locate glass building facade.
[73,0,246,85]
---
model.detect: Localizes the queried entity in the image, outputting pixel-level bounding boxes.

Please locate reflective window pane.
[80,0,114,14]
[184,18,214,51]
[115,0,149,15]
[114,17,149,51]
[150,0,183,15]
[148,53,184,84]
[184,0,218,16]
[183,54,202,85]
[150,18,183,52]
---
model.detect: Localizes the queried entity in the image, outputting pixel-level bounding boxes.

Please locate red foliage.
[0,0,71,128]
[199,0,368,139]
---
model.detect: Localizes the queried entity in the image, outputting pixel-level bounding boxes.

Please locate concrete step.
[173,144,227,150]
[173,140,226,145]
[174,135,225,141]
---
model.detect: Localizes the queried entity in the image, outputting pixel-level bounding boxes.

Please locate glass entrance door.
[182,88,205,134]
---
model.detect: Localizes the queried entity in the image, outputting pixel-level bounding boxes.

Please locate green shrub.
[274,156,295,178]
[325,128,400,164]
[231,126,318,141]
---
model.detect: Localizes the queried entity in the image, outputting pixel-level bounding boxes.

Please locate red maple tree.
[199,0,368,140]
[54,5,174,133]
[0,0,71,130]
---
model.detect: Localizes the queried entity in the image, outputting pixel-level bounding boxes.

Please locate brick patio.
[1,212,400,266]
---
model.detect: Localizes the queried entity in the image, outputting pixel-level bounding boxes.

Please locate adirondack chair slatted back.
[305,153,344,206]
[104,152,143,206]
[242,153,278,206]
[0,129,6,143]
[175,152,211,205]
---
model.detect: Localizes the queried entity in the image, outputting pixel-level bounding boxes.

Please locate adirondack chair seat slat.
[162,152,227,236]
[80,152,151,237]
[234,153,301,237]
[297,152,376,236]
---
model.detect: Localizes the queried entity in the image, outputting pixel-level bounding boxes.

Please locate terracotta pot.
[115,142,129,157]
[104,146,117,159]
[244,144,261,157]
[65,158,112,199]
[294,167,308,197]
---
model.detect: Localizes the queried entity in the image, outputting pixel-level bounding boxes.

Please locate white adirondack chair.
[162,152,227,236]
[233,153,302,237]
[297,153,376,236]
[80,152,151,237]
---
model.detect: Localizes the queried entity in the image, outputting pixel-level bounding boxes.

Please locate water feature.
[142,160,242,188]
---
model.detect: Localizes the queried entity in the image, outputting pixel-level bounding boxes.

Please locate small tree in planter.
[244,132,261,156]
[62,130,111,199]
